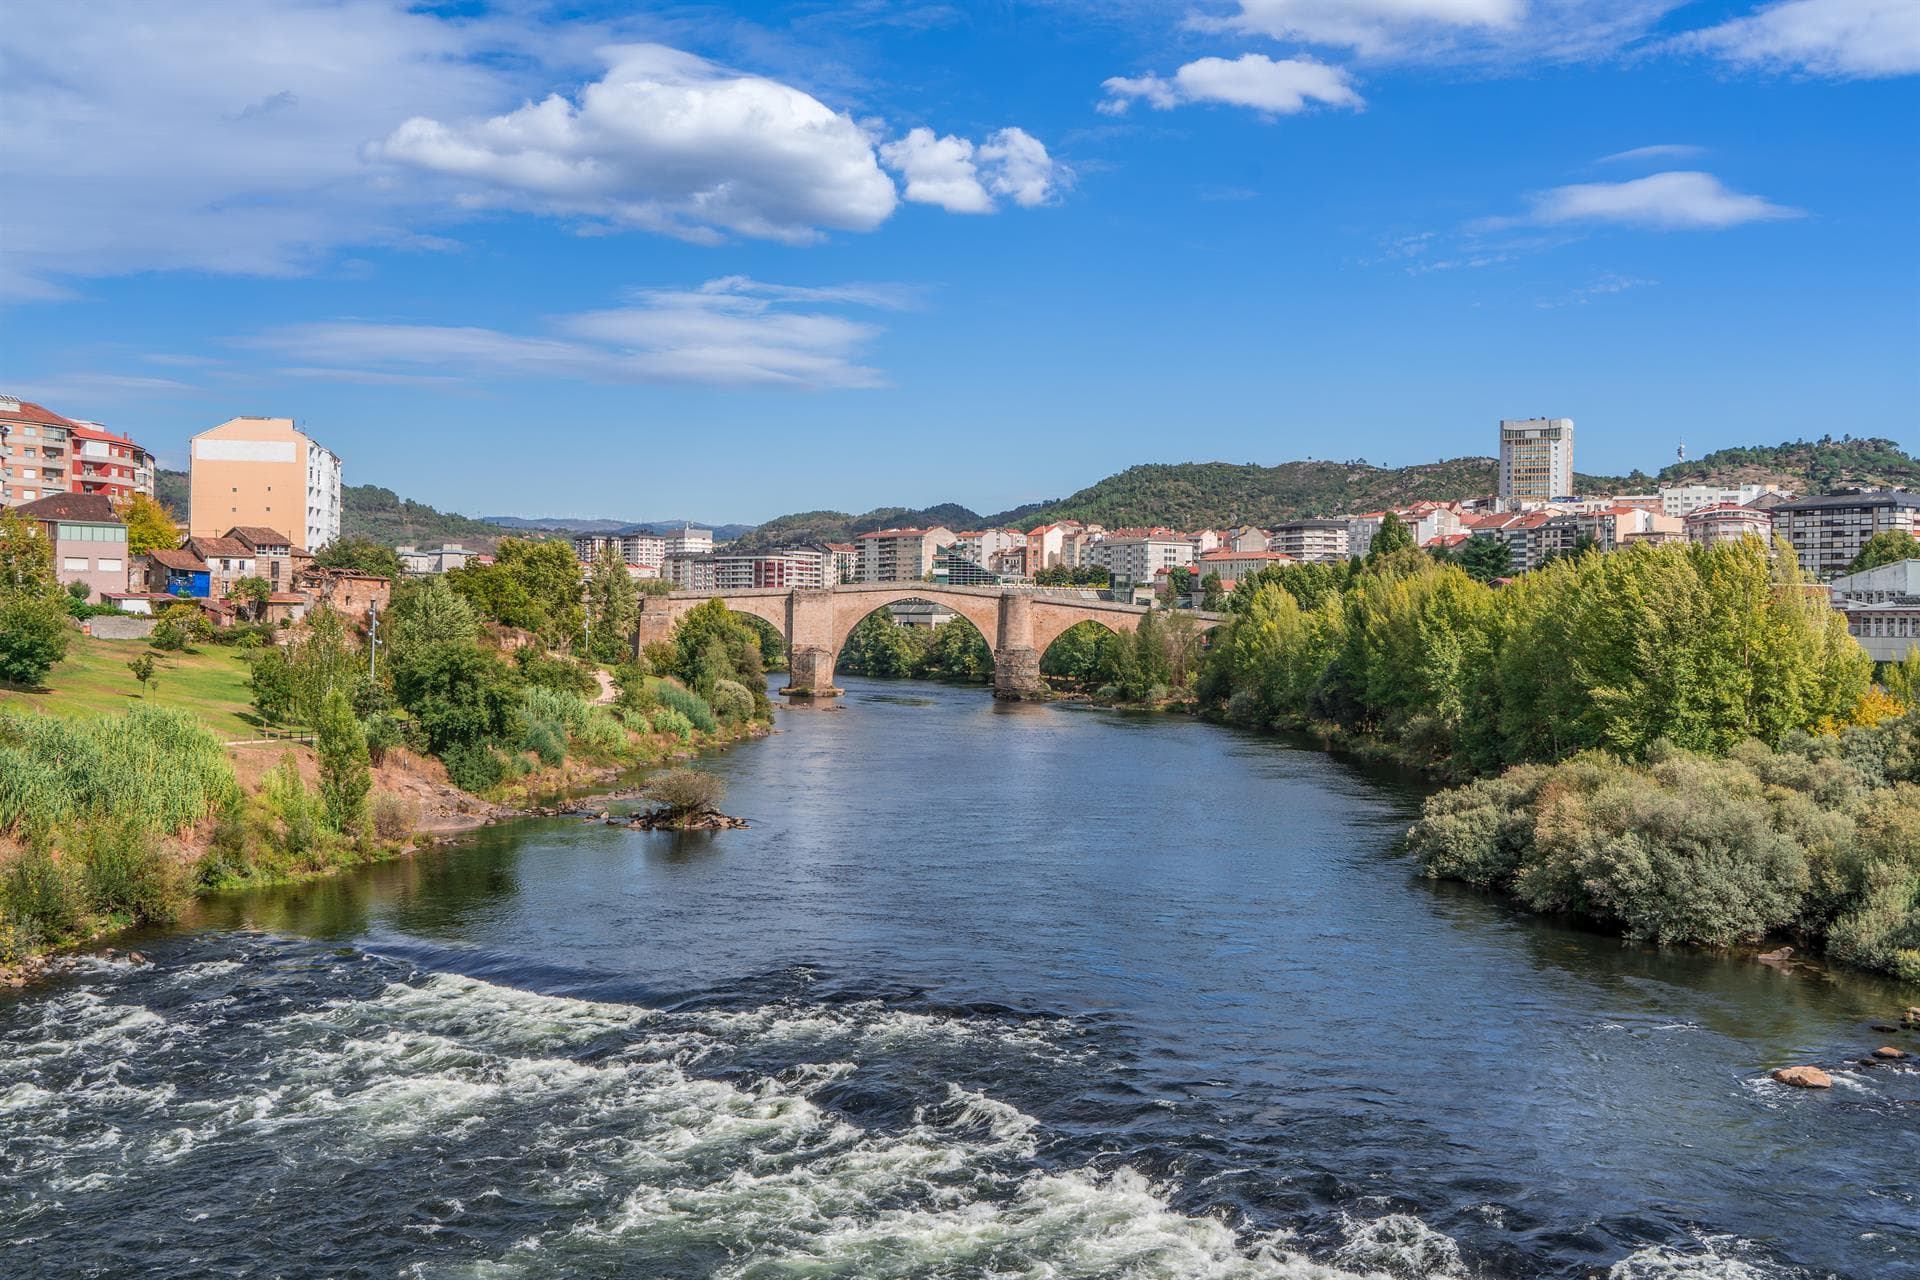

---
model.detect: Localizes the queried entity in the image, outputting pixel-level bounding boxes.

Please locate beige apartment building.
[189,416,342,551]
[856,526,956,582]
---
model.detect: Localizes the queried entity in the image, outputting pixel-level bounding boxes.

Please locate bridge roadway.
[635,582,1225,699]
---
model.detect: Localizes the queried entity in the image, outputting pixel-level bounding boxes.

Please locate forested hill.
[730,503,994,550]
[983,458,1637,531]
[1656,437,1918,491]
[154,469,524,549]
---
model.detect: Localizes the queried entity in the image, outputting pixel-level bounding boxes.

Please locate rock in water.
[1770,1066,1832,1089]
[1873,1046,1909,1060]
[1756,946,1794,963]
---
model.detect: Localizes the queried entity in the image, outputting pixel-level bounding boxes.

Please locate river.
[2,677,1916,1278]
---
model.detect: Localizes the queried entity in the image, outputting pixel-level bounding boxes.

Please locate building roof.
[15,492,120,523]
[225,525,292,549]
[187,535,254,558]
[1772,490,1920,512]
[824,542,856,553]
[0,396,78,431]
[1274,518,1349,531]
[64,421,148,454]
[1198,549,1295,562]
[148,548,210,571]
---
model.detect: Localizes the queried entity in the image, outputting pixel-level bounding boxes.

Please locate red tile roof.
[186,535,253,559]
[16,492,119,523]
[0,397,78,430]
[148,548,209,571]
[225,526,292,549]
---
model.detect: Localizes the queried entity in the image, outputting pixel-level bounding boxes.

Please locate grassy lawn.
[0,635,270,742]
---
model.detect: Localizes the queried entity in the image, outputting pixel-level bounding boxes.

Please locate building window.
[63,557,88,572]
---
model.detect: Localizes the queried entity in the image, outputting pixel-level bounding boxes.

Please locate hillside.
[1656,436,1917,492]
[340,484,524,549]
[731,504,990,550]
[982,458,1636,531]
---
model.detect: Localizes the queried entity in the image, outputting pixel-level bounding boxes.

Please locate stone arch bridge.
[636,584,1225,699]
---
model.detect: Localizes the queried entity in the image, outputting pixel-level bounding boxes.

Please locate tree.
[387,576,478,660]
[391,642,523,755]
[248,607,358,724]
[447,537,582,643]
[127,654,157,696]
[314,535,402,581]
[227,575,271,622]
[1455,536,1514,583]
[316,687,371,834]
[119,493,181,559]
[669,599,769,712]
[1849,529,1919,574]
[585,543,639,663]
[1886,646,1920,710]
[150,601,210,652]
[1367,512,1416,562]
[1200,570,1226,612]
[642,768,725,826]
[1167,566,1194,601]
[0,594,70,687]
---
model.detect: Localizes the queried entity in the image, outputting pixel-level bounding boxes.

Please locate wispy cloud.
[1194,0,1684,64]
[240,277,902,391]
[1596,143,1706,165]
[1486,171,1804,231]
[1537,273,1658,307]
[7,372,199,403]
[1677,0,1920,78]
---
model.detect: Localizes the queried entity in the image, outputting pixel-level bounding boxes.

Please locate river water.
[3,678,1916,1279]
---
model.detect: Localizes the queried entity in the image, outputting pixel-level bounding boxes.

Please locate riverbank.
[0,707,770,987]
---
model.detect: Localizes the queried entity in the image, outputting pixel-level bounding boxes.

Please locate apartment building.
[1840,604,1920,662]
[66,421,155,503]
[1498,417,1575,503]
[0,397,75,507]
[664,547,828,591]
[1770,491,1920,579]
[1270,519,1351,562]
[1024,522,1080,572]
[396,544,481,574]
[856,526,955,582]
[189,416,341,551]
[1683,503,1775,547]
[1089,533,1194,586]
[1658,483,1785,518]
[1196,548,1294,585]
[663,526,713,557]
[951,528,1024,569]
[15,493,129,600]
[825,542,858,584]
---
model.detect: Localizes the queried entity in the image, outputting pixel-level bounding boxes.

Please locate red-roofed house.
[65,421,155,503]
[16,492,129,600]
[0,395,79,507]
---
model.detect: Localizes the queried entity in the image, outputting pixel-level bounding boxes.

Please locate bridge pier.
[992,646,1046,700]
[992,592,1047,700]
[783,645,843,698]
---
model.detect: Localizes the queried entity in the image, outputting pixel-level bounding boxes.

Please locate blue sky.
[2,0,1915,524]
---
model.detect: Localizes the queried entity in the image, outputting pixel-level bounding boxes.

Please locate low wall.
[87,616,157,640]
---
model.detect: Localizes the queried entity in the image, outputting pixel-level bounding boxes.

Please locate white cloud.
[1596,143,1706,164]
[878,124,1067,212]
[1679,0,1920,77]
[1196,0,1684,63]
[879,129,993,213]
[1506,171,1803,229]
[1101,54,1363,116]
[242,277,897,390]
[1211,0,1523,56]
[1537,273,1658,307]
[370,44,899,244]
[980,128,1068,206]
[0,3,1062,298]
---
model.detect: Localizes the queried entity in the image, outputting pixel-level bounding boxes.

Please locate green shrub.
[524,685,593,735]
[74,820,185,927]
[710,678,755,724]
[516,649,599,698]
[643,768,725,822]
[649,706,694,742]
[617,706,651,735]
[262,753,321,862]
[523,717,567,766]
[572,708,629,757]
[441,740,506,793]
[4,839,82,939]
[654,681,717,734]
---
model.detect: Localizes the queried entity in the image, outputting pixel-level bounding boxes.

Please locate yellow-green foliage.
[1205,539,1874,772]
[0,706,240,840]
[1408,713,1920,978]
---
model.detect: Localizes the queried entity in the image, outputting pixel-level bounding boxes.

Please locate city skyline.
[2,0,1915,523]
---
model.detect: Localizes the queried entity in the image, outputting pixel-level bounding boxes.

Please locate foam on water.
[0,949,1820,1280]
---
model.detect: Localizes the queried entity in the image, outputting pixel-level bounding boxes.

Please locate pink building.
[1684,502,1775,546]
[15,492,129,601]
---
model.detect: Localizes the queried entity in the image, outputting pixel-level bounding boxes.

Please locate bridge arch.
[832,594,996,682]
[829,587,1003,663]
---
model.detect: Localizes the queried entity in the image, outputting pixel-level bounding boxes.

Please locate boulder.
[1905,1007,1920,1026]
[1873,1046,1909,1060]
[1770,1066,1832,1089]
[1756,946,1794,964]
